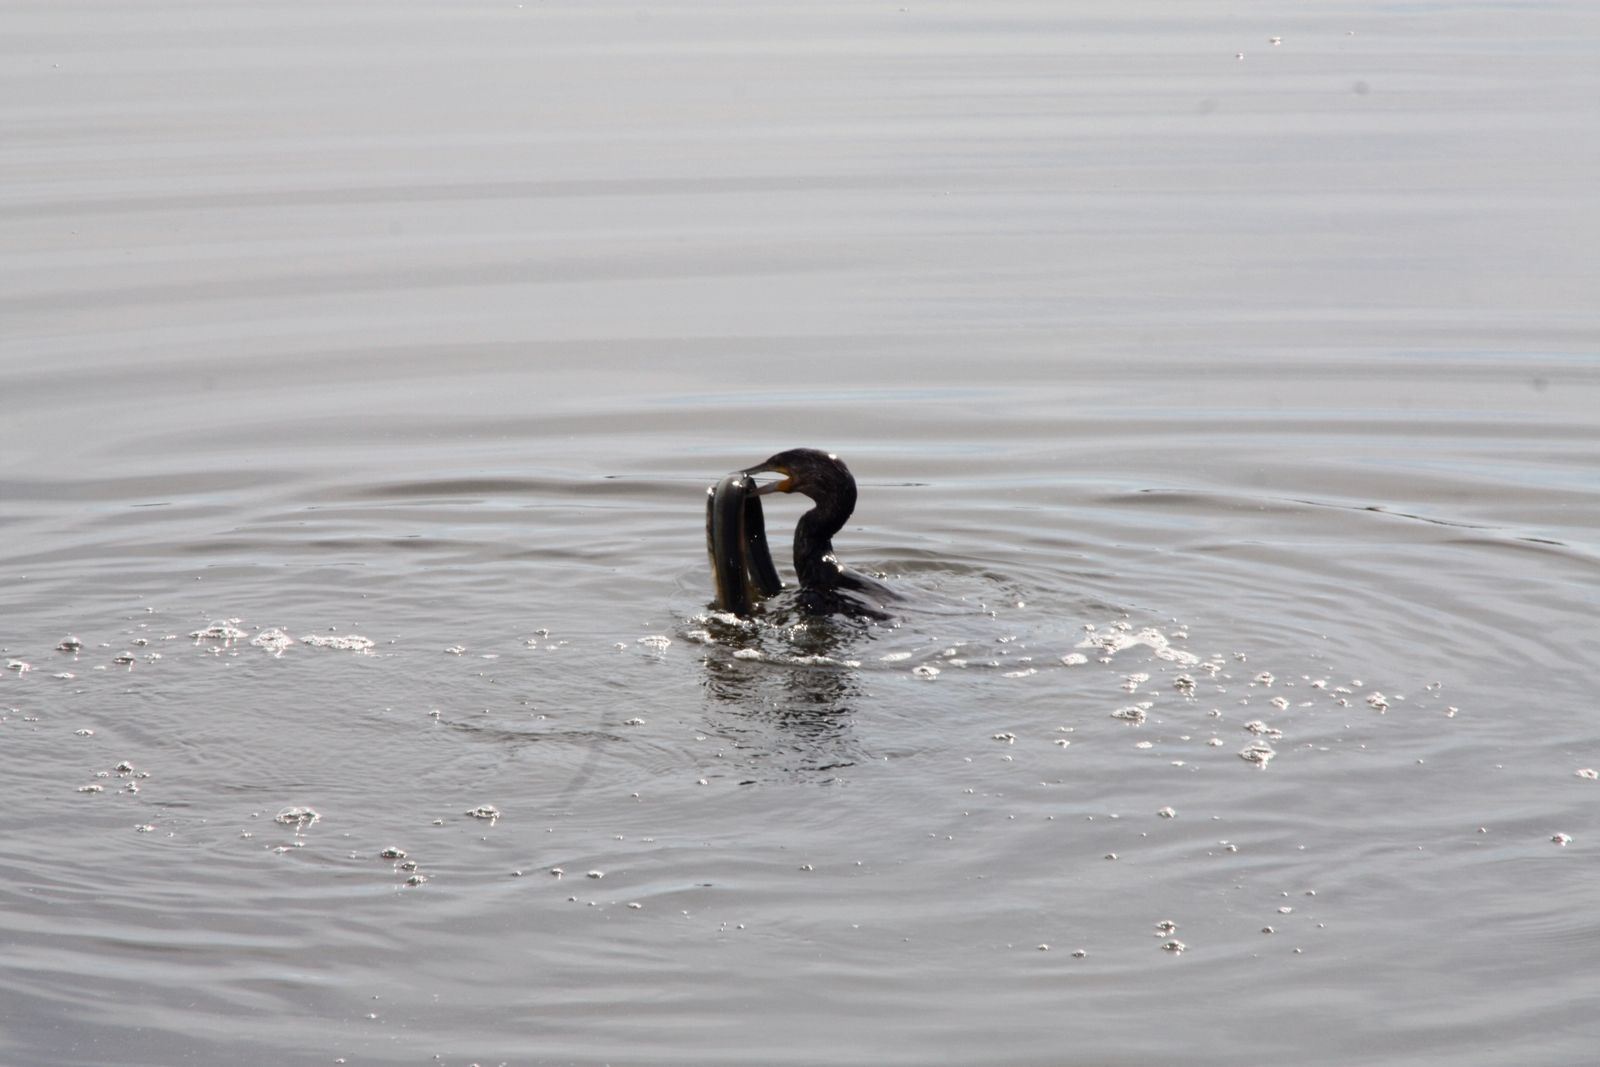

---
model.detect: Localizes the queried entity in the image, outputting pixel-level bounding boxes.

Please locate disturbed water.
[4,2,1599,1064]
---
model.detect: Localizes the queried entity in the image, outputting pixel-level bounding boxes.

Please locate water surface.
[4,2,1598,1065]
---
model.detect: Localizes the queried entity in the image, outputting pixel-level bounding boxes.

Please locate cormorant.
[739,448,894,620]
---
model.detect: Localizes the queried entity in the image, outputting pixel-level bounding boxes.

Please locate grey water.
[4,1,1598,1064]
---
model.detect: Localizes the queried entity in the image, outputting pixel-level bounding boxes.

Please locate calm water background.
[4,1,1598,1064]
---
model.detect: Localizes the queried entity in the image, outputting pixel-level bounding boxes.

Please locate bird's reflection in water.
[696,610,871,779]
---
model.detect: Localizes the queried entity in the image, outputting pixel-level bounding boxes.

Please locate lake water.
[4,2,1598,1064]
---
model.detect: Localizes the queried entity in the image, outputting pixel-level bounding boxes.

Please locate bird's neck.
[793,487,854,590]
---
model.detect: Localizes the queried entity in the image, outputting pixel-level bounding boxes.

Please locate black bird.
[740,448,894,619]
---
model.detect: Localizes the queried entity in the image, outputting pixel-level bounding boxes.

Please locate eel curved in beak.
[705,471,784,615]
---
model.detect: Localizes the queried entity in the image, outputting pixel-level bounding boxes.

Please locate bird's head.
[742,448,855,504]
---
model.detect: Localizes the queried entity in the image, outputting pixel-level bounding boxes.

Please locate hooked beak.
[741,463,793,495]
